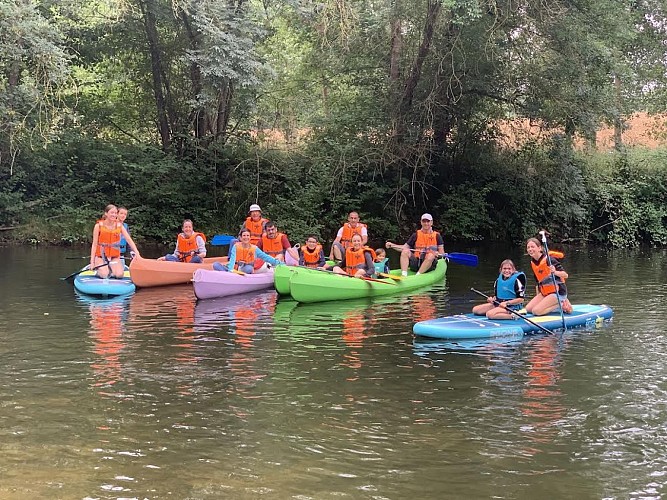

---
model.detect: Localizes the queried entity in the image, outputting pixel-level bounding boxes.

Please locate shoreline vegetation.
[2,1,666,248]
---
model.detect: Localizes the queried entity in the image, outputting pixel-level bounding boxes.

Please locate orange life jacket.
[344,246,376,275]
[176,232,206,263]
[234,243,257,270]
[413,229,440,258]
[244,216,268,245]
[530,254,565,296]
[339,222,367,249]
[96,222,122,259]
[301,244,323,267]
[260,233,286,258]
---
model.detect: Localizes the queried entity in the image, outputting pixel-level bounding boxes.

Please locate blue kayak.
[413,304,613,340]
[73,266,135,297]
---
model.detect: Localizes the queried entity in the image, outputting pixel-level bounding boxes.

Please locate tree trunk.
[215,80,234,142]
[139,0,171,150]
[181,9,208,141]
[613,74,624,151]
[389,18,402,82]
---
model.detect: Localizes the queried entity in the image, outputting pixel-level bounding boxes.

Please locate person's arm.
[361,226,368,245]
[196,235,207,258]
[515,274,527,300]
[282,235,299,261]
[120,225,141,258]
[363,251,374,275]
[436,233,445,256]
[255,247,282,266]
[385,240,409,252]
[549,258,568,280]
[317,250,326,267]
[90,223,100,268]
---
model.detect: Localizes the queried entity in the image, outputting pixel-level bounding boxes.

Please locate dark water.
[0,245,666,499]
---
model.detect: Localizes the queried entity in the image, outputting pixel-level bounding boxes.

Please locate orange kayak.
[129,255,229,288]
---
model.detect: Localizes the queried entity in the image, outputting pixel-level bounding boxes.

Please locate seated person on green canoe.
[213,229,283,274]
[298,235,327,268]
[329,211,368,261]
[374,247,390,275]
[385,213,444,276]
[327,234,375,278]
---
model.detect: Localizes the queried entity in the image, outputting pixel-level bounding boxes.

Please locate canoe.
[192,268,275,300]
[288,259,447,303]
[413,303,614,339]
[129,255,229,288]
[73,266,136,297]
[274,260,337,295]
[274,265,299,295]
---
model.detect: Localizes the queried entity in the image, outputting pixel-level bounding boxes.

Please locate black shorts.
[408,255,438,273]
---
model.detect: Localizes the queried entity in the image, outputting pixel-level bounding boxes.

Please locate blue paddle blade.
[445,252,478,266]
[211,234,234,245]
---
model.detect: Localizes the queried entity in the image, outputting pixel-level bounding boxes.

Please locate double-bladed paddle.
[61,263,109,282]
[385,242,478,267]
[470,288,556,335]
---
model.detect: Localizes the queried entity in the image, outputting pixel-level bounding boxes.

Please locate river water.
[0,244,665,499]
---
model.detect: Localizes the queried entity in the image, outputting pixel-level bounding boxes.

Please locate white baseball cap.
[249,204,262,213]
[421,213,433,221]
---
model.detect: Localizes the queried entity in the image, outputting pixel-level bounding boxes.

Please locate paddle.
[471,288,556,335]
[211,234,235,245]
[378,272,403,280]
[61,262,109,281]
[539,230,566,330]
[385,242,478,267]
[299,266,396,285]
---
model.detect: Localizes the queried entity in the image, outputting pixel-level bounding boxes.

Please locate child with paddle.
[472,259,526,320]
[526,236,572,315]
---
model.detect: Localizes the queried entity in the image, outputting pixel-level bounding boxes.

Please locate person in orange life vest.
[298,235,326,268]
[472,259,527,320]
[255,221,299,271]
[385,213,444,276]
[159,219,207,263]
[525,237,571,315]
[90,204,141,279]
[330,234,375,277]
[329,211,368,261]
[241,203,269,245]
[212,229,283,274]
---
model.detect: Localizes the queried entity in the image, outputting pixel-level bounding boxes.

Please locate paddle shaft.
[471,288,556,335]
[61,262,110,281]
[386,242,477,267]
[300,265,396,285]
[539,231,566,330]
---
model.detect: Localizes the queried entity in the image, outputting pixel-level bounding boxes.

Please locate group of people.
[473,236,572,318]
[89,203,572,318]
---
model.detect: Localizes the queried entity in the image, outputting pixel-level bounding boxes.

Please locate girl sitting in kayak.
[90,204,141,279]
[526,237,572,315]
[472,259,526,320]
[213,229,283,274]
[328,234,376,277]
[159,219,207,263]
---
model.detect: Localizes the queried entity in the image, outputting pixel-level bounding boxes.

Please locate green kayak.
[274,264,298,295]
[288,259,447,303]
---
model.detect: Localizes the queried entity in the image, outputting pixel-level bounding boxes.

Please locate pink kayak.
[192,268,275,300]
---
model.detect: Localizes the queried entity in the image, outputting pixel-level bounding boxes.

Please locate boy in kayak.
[329,211,368,261]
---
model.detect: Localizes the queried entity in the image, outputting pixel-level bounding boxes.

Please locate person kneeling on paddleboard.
[525,236,572,315]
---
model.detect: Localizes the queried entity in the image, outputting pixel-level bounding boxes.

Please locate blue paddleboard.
[413,304,613,340]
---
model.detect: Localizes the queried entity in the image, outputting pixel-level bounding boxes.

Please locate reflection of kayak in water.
[74,265,135,297]
[413,304,614,340]
[193,292,277,334]
[192,268,275,300]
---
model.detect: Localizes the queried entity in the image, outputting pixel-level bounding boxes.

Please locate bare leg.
[400,248,411,273]
[473,303,494,316]
[531,294,560,316]
[417,253,436,274]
